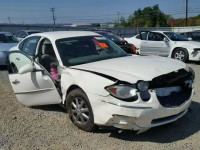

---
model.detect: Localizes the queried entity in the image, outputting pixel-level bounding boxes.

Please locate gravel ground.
[1,63,200,150]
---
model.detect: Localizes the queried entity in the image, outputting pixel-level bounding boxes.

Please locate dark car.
[94,31,137,54]
[180,31,200,42]
[16,30,42,41]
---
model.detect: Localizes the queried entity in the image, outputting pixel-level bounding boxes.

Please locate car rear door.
[7,51,61,106]
[140,31,170,56]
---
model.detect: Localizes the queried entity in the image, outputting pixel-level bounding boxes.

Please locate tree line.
[118,5,200,27]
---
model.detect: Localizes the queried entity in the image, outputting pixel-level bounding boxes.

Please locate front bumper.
[189,49,200,61]
[87,87,194,133]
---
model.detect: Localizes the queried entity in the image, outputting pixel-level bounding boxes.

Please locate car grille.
[149,69,193,108]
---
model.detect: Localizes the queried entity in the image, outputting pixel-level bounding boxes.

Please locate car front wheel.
[172,48,188,62]
[66,89,96,132]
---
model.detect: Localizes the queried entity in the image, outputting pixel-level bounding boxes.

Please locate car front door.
[140,32,170,56]
[8,51,61,106]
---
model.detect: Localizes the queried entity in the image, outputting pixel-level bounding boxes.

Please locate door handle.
[16,58,20,61]
[12,79,20,85]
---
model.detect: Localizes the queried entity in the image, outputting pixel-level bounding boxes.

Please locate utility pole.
[186,0,188,26]
[117,12,120,24]
[8,17,11,24]
[50,8,56,31]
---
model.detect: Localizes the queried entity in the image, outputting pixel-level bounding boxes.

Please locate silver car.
[0,32,19,65]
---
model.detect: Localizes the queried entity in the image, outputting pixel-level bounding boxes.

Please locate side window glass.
[39,39,58,73]
[136,34,141,39]
[19,39,26,50]
[148,32,164,41]
[21,32,27,38]
[139,32,147,40]
[21,36,40,56]
[8,52,32,74]
[16,32,21,38]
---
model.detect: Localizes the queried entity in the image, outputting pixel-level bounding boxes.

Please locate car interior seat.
[40,43,58,72]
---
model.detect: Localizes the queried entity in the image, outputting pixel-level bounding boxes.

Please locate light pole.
[186,0,188,26]
[50,8,56,31]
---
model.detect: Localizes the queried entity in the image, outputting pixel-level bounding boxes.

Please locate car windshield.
[0,33,19,43]
[100,32,122,43]
[164,32,188,41]
[56,36,128,66]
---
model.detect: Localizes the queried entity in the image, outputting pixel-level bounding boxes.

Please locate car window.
[136,34,140,39]
[8,52,32,74]
[16,32,22,38]
[192,32,200,40]
[148,32,165,41]
[99,32,122,43]
[164,32,188,41]
[21,36,40,56]
[21,31,28,38]
[136,32,147,40]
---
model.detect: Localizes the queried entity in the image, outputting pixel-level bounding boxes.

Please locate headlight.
[105,85,138,101]
[136,81,149,92]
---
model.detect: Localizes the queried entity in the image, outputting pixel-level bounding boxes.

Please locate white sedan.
[8,31,195,133]
[125,31,200,62]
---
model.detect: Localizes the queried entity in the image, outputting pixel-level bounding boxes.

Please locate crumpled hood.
[71,55,186,83]
[0,43,18,51]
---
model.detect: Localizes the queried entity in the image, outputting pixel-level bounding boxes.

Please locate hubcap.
[175,51,185,61]
[70,97,90,125]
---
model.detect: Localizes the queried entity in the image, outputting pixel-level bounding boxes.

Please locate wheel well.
[171,47,188,58]
[64,85,85,107]
[66,85,82,95]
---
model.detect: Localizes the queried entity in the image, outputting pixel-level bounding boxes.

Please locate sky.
[0,0,200,24]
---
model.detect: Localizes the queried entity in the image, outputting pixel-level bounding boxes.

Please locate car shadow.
[187,60,200,65]
[95,101,200,143]
[0,66,7,70]
[31,104,66,113]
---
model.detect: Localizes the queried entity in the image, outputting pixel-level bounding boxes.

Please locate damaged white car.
[8,31,195,133]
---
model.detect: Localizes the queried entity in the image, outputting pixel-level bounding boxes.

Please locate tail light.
[130,44,137,54]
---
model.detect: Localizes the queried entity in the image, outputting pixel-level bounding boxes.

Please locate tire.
[66,89,96,132]
[172,48,188,62]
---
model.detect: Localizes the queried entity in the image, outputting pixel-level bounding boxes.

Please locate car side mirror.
[188,37,192,41]
[18,64,35,74]
[164,37,169,42]
[18,64,44,74]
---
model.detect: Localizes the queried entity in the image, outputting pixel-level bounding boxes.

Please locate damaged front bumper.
[88,87,193,133]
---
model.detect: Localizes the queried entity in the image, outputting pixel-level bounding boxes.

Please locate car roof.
[28,31,100,41]
[151,31,171,33]
[0,32,12,34]
[19,30,41,32]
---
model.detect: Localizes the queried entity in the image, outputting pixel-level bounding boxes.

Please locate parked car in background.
[180,31,200,42]
[16,30,42,41]
[94,31,137,54]
[0,32,19,65]
[125,31,200,62]
[8,31,194,133]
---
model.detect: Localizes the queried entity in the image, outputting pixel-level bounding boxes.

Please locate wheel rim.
[70,97,90,125]
[174,50,185,61]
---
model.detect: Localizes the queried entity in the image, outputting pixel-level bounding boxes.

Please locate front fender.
[61,68,115,103]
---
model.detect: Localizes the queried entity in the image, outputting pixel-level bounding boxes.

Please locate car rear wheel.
[66,89,96,132]
[172,48,188,62]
